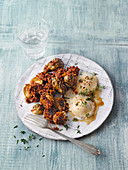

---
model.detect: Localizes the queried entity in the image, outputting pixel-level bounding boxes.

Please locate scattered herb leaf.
[20,131,26,134]
[42,154,45,157]
[78,91,86,96]
[77,130,81,134]
[14,135,16,138]
[14,125,18,129]
[28,134,36,140]
[86,97,91,101]
[72,118,78,122]
[24,146,31,150]
[91,77,93,80]
[37,145,39,147]
[64,124,69,130]
[86,91,94,100]
[86,113,89,117]
[65,97,70,99]
[21,139,28,144]
[80,73,82,75]
[59,129,63,131]
[82,101,87,105]
[77,125,80,129]
[16,140,19,144]
[75,63,78,65]
[39,137,43,141]
[93,72,98,76]
[79,79,83,82]
[97,84,99,90]
[101,85,105,89]
[75,102,78,106]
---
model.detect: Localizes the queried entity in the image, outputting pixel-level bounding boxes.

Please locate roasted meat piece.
[53,111,68,125]
[52,78,67,94]
[43,107,57,122]
[36,72,52,84]
[52,68,67,94]
[44,58,64,72]
[40,93,54,109]
[63,66,80,89]
[23,84,32,98]
[54,97,69,112]
[38,83,56,96]
[67,66,80,76]
[30,77,43,85]
[23,84,41,103]
[64,72,78,89]
[31,104,44,115]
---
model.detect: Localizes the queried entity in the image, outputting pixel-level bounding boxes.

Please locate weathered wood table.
[0,0,128,170]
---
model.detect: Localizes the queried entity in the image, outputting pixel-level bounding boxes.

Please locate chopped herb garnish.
[14,135,16,138]
[79,79,83,82]
[72,118,78,122]
[78,91,86,96]
[93,72,98,76]
[14,125,18,129]
[16,140,19,144]
[80,73,82,75]
[20,139,28,144]
[91,77,93,80]
[97,84,99,90]
[28,134,36,140]
[24,146,31,150]
[77,125,80,129]
[64,124,69,130]
[59,129,63,131]
[101,85,105,89]
[75,63,78,65]
[65,97,70,99]
[86,91,94,100]
[82,101,87,105]
[77,130,81,134]
[42,154,45,157]
[86,113,89,117]
[86,97,91,101]
[90,91,94,96]
[20,131,26,134]
[39,137,43,141]
[76,102,78,106]
[37,145,39,147]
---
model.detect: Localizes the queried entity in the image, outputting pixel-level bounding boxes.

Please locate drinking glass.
[16,18,50,59]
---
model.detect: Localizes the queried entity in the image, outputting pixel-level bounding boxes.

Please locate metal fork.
[24,114,100,156]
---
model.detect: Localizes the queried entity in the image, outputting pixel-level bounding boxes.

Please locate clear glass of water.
[16,18,50,59]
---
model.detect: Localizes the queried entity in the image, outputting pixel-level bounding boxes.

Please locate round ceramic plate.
[15,54,114,140]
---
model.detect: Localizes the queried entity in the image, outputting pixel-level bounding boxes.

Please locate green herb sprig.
[72,118,78,122]
[64,124,69,130]
[20,139,28,144]
[14,125,18,129]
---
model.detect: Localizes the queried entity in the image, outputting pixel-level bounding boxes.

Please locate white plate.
[15,54,114,140]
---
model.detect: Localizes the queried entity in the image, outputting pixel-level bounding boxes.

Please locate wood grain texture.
[0,0,128,170]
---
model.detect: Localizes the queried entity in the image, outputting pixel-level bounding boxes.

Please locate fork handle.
[49,128,100,156]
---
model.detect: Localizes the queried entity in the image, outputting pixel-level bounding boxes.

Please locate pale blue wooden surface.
[0,0,128,170]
